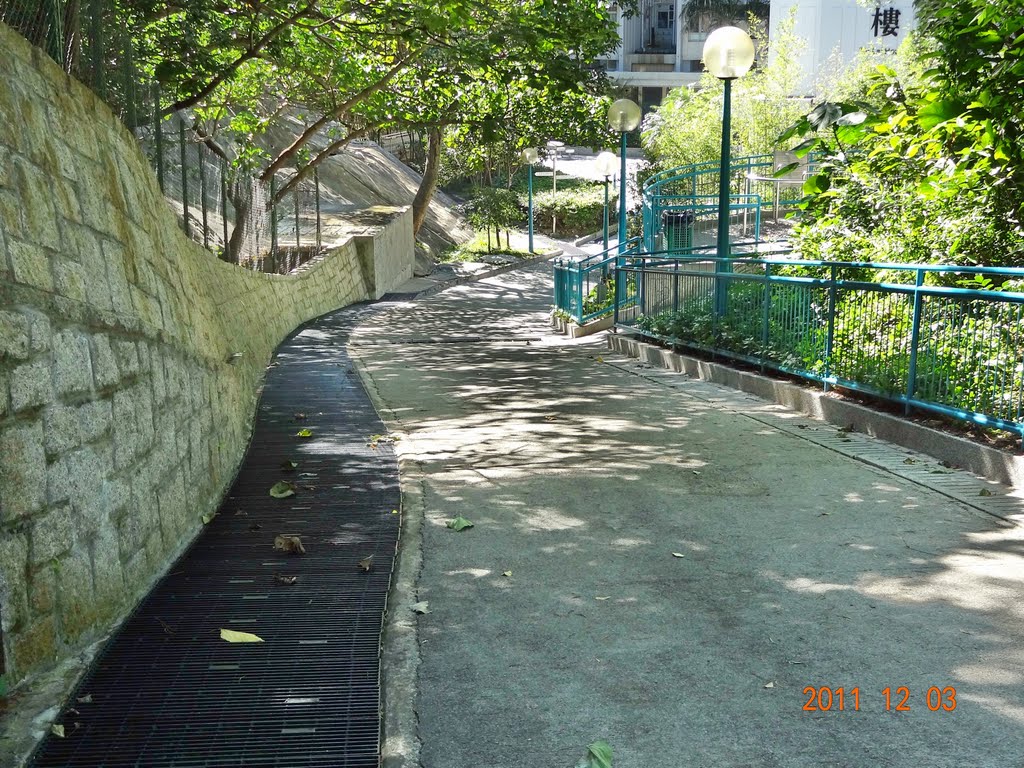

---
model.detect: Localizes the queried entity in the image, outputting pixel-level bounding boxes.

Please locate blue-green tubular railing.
[615,253,1024,439]
[552,238,641,324]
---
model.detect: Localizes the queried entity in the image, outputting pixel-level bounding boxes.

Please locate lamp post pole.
[594,151,618,253]
[703,26,755,316]
[606,99,641,255]
[521,148,540,253]
[716,78,733,267]
[618,129,628,253]
[603,175,610,250]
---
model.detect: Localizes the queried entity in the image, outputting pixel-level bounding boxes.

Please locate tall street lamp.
[594,151,618,252]
[521,147,540,253]
[607,98,642,254]
[703,26,755,314]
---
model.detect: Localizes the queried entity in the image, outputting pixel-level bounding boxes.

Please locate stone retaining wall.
[0,23,412,689]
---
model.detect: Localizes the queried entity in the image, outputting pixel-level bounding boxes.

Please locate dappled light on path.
[353,262,1024,766]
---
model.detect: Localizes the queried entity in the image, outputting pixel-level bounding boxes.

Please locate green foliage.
[465,188,521,232]
[785,3,1024,269]
[128,0,633,204]
[531,185,615,238]
[642,12,807,168]
[633,279,1024,425]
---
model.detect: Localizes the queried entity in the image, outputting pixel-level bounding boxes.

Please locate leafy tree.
[781,1,1024,269]
[641,12,806,168]
[126,0,632,257]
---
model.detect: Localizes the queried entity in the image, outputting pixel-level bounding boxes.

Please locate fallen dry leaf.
[502,570,513,577]
[51,724,65,738]
[358,555,373,572]
[269,481,296,499]
[671,552,685,558]
[411,601,430,614]
[294,412,307,420]
[274,534,306,555]
[763,681,775,689]
[220,628,264,643]
[296,428,313,438]
[595,596,611,601]
[76,694,93,704]
[979,489,994,497]
[274,574,298,586]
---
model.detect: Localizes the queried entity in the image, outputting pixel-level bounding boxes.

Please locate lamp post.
[607,98,642,254]
[594,151,618,252]
[521,147,540,253]
[703,26,755,314]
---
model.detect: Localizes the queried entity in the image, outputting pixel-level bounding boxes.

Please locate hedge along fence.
[530,184,618,239]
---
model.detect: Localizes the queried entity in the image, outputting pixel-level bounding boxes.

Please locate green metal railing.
[552,238,641,324]
[615,252,1024,439]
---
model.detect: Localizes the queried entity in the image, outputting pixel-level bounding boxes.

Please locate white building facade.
[769,0,916,95]
[604,0,916,108]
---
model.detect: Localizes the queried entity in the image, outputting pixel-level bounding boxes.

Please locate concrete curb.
[608,333,1024,490]
[346,347,424,768]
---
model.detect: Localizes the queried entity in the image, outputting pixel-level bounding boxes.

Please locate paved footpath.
[350,260,1024,768]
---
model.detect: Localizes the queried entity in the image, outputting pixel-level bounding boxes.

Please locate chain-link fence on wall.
[1,0,328,272]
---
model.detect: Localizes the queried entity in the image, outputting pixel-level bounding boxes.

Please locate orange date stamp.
[802,686,957,712]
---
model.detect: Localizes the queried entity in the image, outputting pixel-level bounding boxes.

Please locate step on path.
[29,304,401,768]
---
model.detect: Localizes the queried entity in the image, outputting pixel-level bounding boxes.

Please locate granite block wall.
[0,22,412,688]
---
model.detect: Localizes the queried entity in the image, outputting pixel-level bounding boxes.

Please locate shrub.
[531,185,617,239]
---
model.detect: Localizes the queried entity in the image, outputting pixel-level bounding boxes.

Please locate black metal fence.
[1,0,329,271]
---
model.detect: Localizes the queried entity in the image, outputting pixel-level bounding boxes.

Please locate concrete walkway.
[351,260,1024,768]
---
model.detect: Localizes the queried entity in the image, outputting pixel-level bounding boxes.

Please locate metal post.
[90,0,104,97]
[221,158,229,261]
[602,176,610,251]
[714,78,733,316]
[294,183,301,266]
[618,130,628,254]
[153,86,164,193]
[824,265,837,392]
[314,166,322,250]
[179,119,190,236]
[199,147,209,249]
[760,263,772,371]
[270,174,278,263]
[905,269,925,415]
[551,151,558,236]
[527,164,534,253]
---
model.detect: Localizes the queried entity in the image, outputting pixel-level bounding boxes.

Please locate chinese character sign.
[872,7,901,37]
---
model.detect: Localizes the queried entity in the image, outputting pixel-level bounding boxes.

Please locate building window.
[657,6,674,29]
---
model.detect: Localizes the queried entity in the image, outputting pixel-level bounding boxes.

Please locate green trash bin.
[662,210,696,252]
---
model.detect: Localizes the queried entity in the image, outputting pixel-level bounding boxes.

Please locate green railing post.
[760,263,772,371]
[905,269,925,415]
[824,265,837,392]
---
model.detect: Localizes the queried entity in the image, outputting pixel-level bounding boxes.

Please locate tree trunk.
[412,127,442,237]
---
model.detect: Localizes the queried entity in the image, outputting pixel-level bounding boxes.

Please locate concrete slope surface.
[349,262,1024,768]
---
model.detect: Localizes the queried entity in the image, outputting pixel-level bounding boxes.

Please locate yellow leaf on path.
[502,570,513,577]
[671,552,685,558]
[595,596,611,601]
[51,724,65,738]
[220,628,264,643]
[763,681,775,689]
[596,356,604,363]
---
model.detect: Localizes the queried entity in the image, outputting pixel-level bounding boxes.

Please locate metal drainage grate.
[30,306,400,767]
